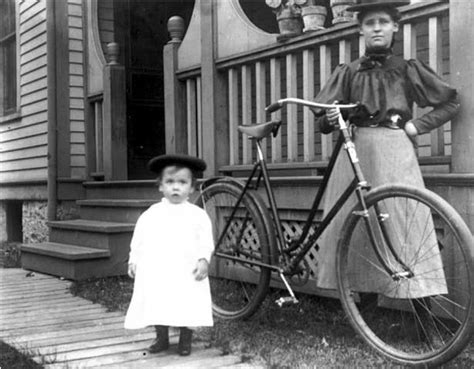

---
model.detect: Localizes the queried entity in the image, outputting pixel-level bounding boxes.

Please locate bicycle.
[194,98,474,367]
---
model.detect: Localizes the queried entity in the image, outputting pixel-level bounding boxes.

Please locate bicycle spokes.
[338,185,474,366]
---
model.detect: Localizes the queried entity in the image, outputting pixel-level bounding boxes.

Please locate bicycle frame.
[241,120,368,275]
[208,98,415,287]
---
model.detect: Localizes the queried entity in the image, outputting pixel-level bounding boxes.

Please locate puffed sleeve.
[196,210,215,263]
[312,64,352,134]
[406,59,460,134]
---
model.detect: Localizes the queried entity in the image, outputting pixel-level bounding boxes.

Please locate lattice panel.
[220,217,263,274]
[281,220,320,282]
[218,211,321,289]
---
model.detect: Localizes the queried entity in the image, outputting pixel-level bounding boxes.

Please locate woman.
[313,0,459,298]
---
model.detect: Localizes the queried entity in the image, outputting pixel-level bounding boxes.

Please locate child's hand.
[193,259,209,281]
[128,263,137,278]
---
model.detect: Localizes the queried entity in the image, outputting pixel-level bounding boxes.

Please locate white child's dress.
[124,198,214,329]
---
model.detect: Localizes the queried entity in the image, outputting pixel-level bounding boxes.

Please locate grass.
[70,276,474,368]
[0,241,22,268]
[0,342,45,369]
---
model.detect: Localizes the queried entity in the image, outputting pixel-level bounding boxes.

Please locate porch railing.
[174,2,451,175]
[87,93,104,179]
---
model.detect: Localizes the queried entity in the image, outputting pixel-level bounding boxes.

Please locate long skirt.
[315,126,447,298]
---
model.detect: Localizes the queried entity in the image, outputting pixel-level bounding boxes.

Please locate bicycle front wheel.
[194,180,276,320]
[337,184,474,367]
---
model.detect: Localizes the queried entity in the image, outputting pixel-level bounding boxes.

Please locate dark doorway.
[114,0,194,179]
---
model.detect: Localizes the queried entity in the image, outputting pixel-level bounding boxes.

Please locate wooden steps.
[20,181,161,280]
[77,199,156,223]
[0,269,259,368]
[21,242,110,260]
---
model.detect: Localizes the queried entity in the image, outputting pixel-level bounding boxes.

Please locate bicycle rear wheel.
[337,184,474,367]
[194,180,275,320]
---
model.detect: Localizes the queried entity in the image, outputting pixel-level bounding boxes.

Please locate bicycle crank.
[275,272,299,307]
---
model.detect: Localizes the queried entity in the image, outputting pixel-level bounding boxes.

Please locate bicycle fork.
[336,111,414,280]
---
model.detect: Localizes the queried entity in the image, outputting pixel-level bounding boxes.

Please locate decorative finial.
[107,42,119,65]
[167,16,185,43]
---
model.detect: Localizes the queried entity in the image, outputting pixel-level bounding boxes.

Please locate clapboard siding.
[1,0,88,183]
[0,121,47,139]
[19,0,44,20]
[20,20,47,44]
[0,157,47,172]
[21,43,47,65]
[68,0,86,178]
[19,9,46,34]
[21,56,47,74]
[21,68,47,85]
[0,145,47,162]
[0,168,47,182]
[21,89,47,106]
[20,100,47,118]
[0,0,49,184]
[0,134,47,152]
[20,76,47,95]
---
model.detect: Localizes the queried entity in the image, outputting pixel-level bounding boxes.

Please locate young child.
[124,154,214,356]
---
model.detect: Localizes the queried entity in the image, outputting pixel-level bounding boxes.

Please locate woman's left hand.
[404,121,418,138]
[193,258,209,281]
[404,121,418,148]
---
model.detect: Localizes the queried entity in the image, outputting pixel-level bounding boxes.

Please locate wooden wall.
[0,0,48,183]
[68,0,86,179]
[0,0,87,188]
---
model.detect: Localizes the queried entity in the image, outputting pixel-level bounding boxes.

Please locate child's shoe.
[149,325,169,353]
[178,327,193,356]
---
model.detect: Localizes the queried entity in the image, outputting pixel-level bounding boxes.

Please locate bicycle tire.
[337,184,474,367]
[194,180,276,320]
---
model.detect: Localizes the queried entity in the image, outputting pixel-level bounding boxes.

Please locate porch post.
[448,0,474,233]
[164,17,187,154]
[200,0,229,176]
[450,0,474,173]
[102,43,127,180]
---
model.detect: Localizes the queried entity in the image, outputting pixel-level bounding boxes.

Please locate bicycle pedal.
[275,296,299,307]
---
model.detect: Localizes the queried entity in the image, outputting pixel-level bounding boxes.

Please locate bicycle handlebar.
[266,98,358,114]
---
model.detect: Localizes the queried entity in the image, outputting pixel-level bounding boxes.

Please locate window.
[0,0,17,116]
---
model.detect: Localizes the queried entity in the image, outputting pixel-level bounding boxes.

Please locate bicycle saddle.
[238,120,282,139]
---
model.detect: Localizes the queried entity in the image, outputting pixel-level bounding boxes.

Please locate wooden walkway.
[0,268,257,368]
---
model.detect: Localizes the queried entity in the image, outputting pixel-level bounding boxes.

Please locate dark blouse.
[313,53,460,134]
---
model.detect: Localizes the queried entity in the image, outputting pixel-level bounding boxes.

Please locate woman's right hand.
[128,263,136,278]
[326,101,341,129]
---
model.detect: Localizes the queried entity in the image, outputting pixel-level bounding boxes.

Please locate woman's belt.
[353,114,404,129]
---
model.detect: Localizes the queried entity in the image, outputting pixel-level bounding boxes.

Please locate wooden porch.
[0,268,258,368]
[18,0,474,281]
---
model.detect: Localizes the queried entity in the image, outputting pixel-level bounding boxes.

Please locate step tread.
[77,199,157,207]
[21,242,110,260]
[48,219,135,233]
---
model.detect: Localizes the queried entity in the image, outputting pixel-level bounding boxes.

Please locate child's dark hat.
[347,0,410,12]
[148,154,207,174]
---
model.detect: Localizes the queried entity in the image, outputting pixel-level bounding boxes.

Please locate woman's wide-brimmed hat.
[347,0,410,12]
[148,154,207,174]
